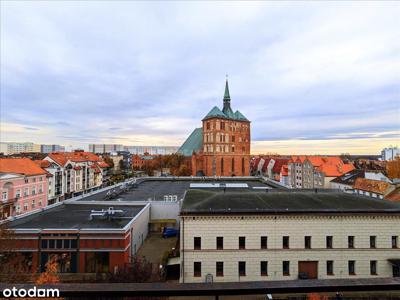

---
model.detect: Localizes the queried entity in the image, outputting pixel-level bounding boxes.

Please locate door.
[298,261,318,279]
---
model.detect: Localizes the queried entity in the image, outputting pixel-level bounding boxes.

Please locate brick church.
[178,80,251,176]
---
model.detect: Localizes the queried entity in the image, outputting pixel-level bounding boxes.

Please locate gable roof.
[353,178,392,195]
[48,152,101,166]
[177,128,203,157]
[0,158,47,176]
[272,158,290,173]
[330,169,365,185]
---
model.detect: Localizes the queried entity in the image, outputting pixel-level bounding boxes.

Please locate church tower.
[200,80,251,176]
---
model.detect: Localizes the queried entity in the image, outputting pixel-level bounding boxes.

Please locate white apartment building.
[180,189,400,283]
[0,142,41,155]
[382,147,400,161]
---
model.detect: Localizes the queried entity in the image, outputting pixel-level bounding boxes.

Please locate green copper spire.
[224,79,230,100]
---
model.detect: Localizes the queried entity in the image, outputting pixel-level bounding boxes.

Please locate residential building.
[43,151,109,200]
[382,147,400,161]
[132,152,157,169]
[180,189,400,283]
[89,144,124,154]
[8,202,150,273]
[0,142,41,155]
[178,80,251,176]
[0,158,48,219]
[353,178,395,199]
[40,144,65,153]
[330,169,365,191]
[124,146,178,155]
[279,165,289,186]
[288,156,354,189]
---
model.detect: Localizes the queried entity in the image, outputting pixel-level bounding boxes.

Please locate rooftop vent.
[89,207,124,220]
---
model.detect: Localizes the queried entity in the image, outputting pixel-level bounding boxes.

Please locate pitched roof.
[317,162,355,177]
[281,165,288,176]
[33,160,51,168]
[272,158,290,173]
[177,128,203,157]
[385,188,400,202]
[0,158,47,176]
[48,152,101,166]
[330,169,365,185]
[353,178,392,195]
[97,161,109,168]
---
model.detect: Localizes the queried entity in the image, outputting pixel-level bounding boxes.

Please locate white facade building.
[382,147,400,161]
[180,190,400,283]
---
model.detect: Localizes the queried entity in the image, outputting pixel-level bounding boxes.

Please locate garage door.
[298,261,318,279]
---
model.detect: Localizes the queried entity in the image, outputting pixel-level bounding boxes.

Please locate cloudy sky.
[1,1,399,154]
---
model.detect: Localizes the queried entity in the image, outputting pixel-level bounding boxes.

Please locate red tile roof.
[385,188,400,202]
[281,165,288,176]
[33,160,51,168]
[272,158,290,173]
[0,158,47,176]
[97,161,109,168]
[353,178,392,195]
[48,152,102,166]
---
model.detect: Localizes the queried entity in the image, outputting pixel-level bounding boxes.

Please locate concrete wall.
[180,214,400,283]
[130,204,150,255]
[150,201,180,226]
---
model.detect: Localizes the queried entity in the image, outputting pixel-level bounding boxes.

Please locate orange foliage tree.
[307,293,329,300]
[36,258,60,284]
[387,157,400,180]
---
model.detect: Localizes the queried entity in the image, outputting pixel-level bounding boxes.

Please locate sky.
[1,1,399,155]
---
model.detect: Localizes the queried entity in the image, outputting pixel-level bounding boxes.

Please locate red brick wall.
[193,117,250,176]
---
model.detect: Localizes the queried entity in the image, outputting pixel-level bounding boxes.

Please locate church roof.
[177,128,203,157]
[203,80,249,122]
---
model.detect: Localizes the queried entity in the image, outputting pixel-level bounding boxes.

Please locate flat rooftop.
[79,177,274,202]
[181,189,400,215]
[9,203,145,230]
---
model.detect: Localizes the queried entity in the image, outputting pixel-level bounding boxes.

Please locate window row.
[193,260,379,277]
[193,236,399,250]
[41,239,78,249]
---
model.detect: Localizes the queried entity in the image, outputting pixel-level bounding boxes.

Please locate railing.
[0,197,18,205]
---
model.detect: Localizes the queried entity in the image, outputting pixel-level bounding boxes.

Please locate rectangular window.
[348,260,355,275]
[327,260,334,275]
[56,240,63,249]
[194,237,201,250]
[261,236,268,249]
[326,236,333,249]
[260,261,268,276]
[370,260,377,275]
[216,237,223,250]
[194,262,201,277]
[392,236,398,248]
[216,262,224,277]
[283,261,290,276]
[25,178,29,184]
[283,236,289,249]
[348,236,354,248]
[41,239,48,249]
[239,236,246,250]
[238,261,246,276]
[31,200,35,208]
[305,236,312,249]
[49,240,55,249]
[370,236,376,248]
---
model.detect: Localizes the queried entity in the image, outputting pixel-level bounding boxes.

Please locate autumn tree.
[307,293,329,300]
[0,223,32,282]
[387,157,400,180]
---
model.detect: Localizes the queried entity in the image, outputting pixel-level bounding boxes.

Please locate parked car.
[162,227,179,238]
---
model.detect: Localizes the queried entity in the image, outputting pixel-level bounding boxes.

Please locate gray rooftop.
[10,203,145,230]
[79,178,274,202]
[181,189,400,215]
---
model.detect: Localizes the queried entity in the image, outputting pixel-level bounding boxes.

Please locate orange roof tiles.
[281,165,288,176]
[353,178,392,195]
[97,161,109,168]
[385,188,400,202]
[48,152,102,166]
[0,158,47,176]
[33,160,51,168]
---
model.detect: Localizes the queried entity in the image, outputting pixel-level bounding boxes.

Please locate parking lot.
[137,233,178,265]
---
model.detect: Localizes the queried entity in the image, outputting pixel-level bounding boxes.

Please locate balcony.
[1,197,18,206]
